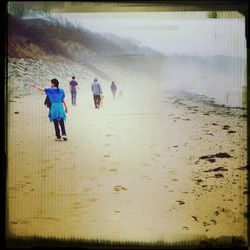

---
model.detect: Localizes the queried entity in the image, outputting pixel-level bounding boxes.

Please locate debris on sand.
[214,173,224,178]
[199,155,212,160]
[14,111,19,114]
[207,158,216,163]
[199,152,231,161]
[203,167,228,173]
[113,185,127,191]
[195,179,203,184]
[211,219,217,225]
[228,130,236,134]
[203,222,210,226]
[212,123,218,125]
[237,165,249,170]
[206,133,214,136]
[214,211,219,216]
[176,200,185,205]
[191,216,199,222]
[214,153,232,158]
[223,125,230,130]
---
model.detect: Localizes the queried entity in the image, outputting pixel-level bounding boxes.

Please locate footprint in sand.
[172,178,179,182]
[113,185,127,191]
[110,168,118,172]
[104,154,111,158]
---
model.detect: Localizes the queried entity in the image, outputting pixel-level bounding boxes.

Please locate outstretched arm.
[32,83,44,92]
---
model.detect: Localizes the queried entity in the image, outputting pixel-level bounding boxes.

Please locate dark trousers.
[53,119,66,139]
[93,95,101,108]
[71,90,77,105]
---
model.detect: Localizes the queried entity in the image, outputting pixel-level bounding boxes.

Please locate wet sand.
[6,60,248,245]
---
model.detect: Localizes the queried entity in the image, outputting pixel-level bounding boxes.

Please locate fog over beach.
[6,4,248,247]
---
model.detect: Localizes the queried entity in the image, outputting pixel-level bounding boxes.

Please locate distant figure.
[111,81,118,100]
[32,79,68,141]
[69,76,78,105]
[91,78,103,109]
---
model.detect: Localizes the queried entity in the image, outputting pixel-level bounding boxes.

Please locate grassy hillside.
[8,14,160,60]
[8,13,166,82]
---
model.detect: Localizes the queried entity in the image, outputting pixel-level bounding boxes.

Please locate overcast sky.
[52,12,246,58]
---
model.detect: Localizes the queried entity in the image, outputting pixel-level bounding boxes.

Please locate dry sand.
[6,59,248,246]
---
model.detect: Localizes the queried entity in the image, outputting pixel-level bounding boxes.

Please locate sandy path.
[7,86,247,243]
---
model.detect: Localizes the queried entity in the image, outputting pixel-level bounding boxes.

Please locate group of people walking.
[32,77,118,141]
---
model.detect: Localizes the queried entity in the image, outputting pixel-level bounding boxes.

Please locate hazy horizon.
[50,12,246,58]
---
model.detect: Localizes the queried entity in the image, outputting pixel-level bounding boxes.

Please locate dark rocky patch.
[237,165,248,170]
[203,167,228,172]
[199,153,231,160]
[195,179,203,184]
[207,158,216,163]
[191,215,197,221]
[214,173,224,178]
[176,200,185,205]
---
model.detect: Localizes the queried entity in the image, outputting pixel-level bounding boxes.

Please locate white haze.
[51,12,247,107]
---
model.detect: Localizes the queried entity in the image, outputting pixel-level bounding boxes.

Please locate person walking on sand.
[91,78,103,109]
[32,79,68,141]
[111,81,118,100]
[69,76,78,106]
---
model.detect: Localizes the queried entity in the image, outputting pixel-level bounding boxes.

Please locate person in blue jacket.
[32,79,68,141]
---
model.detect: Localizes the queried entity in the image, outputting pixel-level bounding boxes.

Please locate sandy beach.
[6,58,248,246]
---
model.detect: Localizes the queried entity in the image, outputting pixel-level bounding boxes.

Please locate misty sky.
[52,12,246,58]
